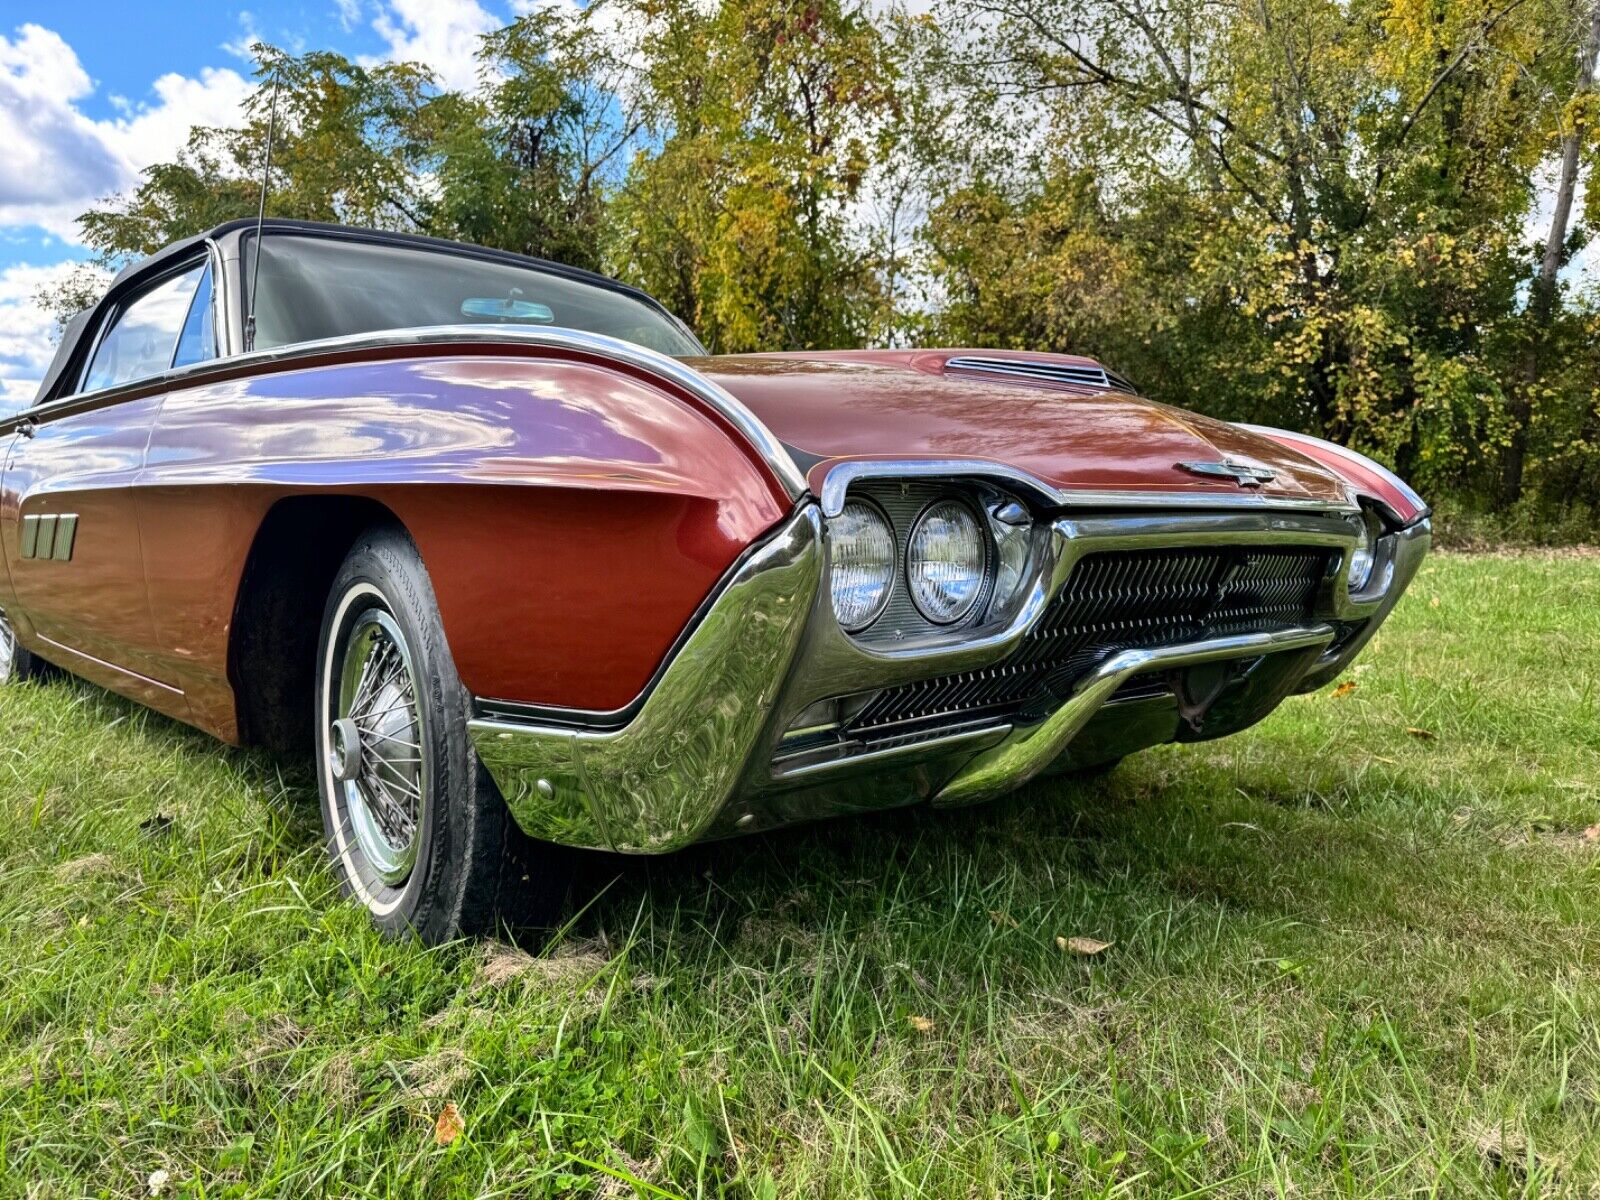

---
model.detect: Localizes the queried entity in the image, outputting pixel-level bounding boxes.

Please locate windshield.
[247,234,703,357]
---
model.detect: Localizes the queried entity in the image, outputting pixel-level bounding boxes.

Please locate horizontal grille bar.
[847,545,1331,738]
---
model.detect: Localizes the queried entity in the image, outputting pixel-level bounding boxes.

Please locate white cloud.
[333,0,364,33]
[223,11,263,63]
[0,23,252,240]
[365,0,498,93]
[0,259,112,411]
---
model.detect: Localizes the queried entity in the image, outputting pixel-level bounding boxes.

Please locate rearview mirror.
[460,298,555,322]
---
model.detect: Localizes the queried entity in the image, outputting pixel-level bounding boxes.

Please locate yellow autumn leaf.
[1330,681,1358,698]
[1057,936,1112,956]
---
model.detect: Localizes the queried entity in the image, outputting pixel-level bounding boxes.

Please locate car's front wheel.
[315,526,570,942]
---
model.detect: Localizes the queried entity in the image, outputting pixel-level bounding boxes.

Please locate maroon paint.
[1245,427,1428,525]
[0,339,1389,750]
[136,353,790,738]
[688,351,1353,505]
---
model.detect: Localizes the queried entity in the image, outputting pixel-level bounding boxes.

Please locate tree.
[611,0,901,351]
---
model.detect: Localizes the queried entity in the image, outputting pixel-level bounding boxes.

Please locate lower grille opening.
[842,545,1333,741]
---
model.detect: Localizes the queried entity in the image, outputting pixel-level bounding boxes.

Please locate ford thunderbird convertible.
[0,219,1430,940]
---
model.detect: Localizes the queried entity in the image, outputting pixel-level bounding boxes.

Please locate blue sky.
[0,0,538,404]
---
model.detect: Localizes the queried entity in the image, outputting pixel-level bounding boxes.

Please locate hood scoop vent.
[944,355,1139,396]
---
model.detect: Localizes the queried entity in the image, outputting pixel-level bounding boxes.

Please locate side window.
[172,265,216,369]
[81,262,205,393]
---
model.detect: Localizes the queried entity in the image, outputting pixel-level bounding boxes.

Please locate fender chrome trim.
[6,324,808,502]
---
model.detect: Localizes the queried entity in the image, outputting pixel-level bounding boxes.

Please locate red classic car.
[1,220,1430,941]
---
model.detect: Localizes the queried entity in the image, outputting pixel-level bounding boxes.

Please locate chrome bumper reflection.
[469,502,1429,854]
[932,624,1334,807]
[468,506,822,852]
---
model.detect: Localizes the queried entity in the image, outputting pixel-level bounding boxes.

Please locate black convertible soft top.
[33,219,679,405]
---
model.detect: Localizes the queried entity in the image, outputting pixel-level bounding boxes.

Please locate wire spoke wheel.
[330,607,426,886]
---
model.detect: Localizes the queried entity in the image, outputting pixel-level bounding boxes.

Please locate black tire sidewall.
[315,528,473,940]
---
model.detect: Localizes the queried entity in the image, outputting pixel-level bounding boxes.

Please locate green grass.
[2,551,1598,1198]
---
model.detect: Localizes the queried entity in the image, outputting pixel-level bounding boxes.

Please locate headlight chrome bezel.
[906,497,992,626]
[828,497,897,632]
[1347,506,1385,594]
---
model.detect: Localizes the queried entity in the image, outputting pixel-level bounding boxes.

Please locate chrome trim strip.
[469,504,823,852]
[934,623,1337,807]
[944,355,1139,395]
[9,324,807,501]
[818,459,1360,518]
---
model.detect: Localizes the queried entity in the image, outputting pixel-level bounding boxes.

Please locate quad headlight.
[907,499,988,624]
[829,499,896,631]
[1348,507,1383,592]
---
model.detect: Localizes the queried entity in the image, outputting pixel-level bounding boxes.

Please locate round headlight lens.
[908,499,988,624]
[1348,509,1382,592]
[830,500,895,631]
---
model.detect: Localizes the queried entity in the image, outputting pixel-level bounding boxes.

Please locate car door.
[2,257,214,715]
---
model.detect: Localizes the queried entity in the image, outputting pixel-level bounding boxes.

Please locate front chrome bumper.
[469,502,1431,853]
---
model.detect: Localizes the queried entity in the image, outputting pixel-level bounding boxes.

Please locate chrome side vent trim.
[945,355,1138,395]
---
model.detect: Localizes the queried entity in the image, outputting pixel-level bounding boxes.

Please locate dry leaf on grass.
[434,1101,465,1146]
[1582,825,1600,844]
[146,1169,170,1197]
[1057,936,1112,956]
[1330,681,1358,698]
[907,1015,935,1034]
[1405,727,1436,741]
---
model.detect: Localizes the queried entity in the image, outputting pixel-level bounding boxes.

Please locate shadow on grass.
[29,667,1510,982]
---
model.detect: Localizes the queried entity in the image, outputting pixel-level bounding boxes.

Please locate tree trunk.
[1503,0,1600,505]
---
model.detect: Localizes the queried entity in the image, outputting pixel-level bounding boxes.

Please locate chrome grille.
[846,546,1331,737]
[944,356,1139,395]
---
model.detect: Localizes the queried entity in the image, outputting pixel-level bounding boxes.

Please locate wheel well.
[229,496,401,756]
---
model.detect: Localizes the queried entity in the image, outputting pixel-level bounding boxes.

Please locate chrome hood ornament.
[1176,460,1279,488]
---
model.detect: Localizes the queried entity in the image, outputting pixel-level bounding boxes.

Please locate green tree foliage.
[612,0,901,351]
[47,0,1600,519]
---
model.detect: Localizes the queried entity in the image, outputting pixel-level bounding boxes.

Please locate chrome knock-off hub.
[328,717,364,783]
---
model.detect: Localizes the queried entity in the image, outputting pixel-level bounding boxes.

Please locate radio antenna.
[244,68,282,353]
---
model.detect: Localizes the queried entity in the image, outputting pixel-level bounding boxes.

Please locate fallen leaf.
[907,1015,935,1034]
[1583,825,1599,843]
[1405,727,1436,741]
[434,1101,465,1146]
[1057,936,1112,956]
[987,909,1018,928]
[1330,681,1358,699]
[147,1169,170,1197]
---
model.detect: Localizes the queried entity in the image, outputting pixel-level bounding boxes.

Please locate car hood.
[686,350,1352,506]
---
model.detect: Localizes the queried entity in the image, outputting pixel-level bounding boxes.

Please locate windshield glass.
[248,234,703,357]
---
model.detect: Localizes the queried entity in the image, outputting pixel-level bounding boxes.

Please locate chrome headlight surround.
[1346,505,1393,597]
[827,498,896,632]
[906,497,992,625]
